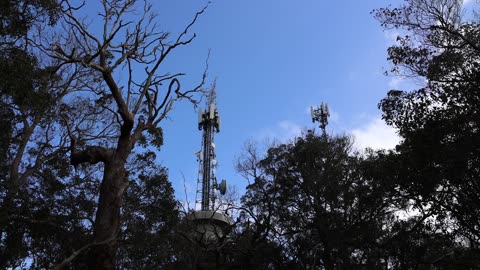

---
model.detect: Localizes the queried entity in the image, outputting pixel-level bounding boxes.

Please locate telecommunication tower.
[189,87,231,251]
[310,102,330,136]
[195,89,227,211]
[188,87,232,270]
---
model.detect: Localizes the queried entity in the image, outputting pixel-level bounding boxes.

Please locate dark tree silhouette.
[374,0,480,244]
[41,1,209,268]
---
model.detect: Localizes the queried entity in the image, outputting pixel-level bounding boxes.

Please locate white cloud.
[256,116,400,151]
[352,118,400,150]
[388,76,404,89]
[384,29,401,45]
[256,120,302,143]
[329,110,340,123]
[277,120,302,140]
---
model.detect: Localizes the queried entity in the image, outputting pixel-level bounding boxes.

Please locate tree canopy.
[374,0,480,244]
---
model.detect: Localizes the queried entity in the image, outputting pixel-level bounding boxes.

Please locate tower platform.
[187,210,232,244]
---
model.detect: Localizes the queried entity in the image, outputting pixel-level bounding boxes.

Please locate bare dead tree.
[42,0,210,269]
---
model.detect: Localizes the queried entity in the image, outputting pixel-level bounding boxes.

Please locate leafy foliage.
[118,166,179,269]
[0,0,60,37]
[235,134,399,269]
[374,0,480,244]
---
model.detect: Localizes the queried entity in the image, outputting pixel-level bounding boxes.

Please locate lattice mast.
[196,88,225,211]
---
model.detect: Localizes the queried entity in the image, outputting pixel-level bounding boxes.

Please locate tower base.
[186,210,233,269]
[187,210,232,244]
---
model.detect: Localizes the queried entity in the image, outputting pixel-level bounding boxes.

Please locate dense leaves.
[374,0,480,244]
[118,166,179,269]
[233,127,480,269]
[0,0,60,37]
[235,135,393,269]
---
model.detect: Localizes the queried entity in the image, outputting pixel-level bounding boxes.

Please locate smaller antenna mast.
[310,102,330,136]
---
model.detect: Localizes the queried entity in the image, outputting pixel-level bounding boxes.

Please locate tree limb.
[71,146,113,166]
[54,236,116,270]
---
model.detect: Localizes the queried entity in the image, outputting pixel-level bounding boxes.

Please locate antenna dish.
[218,179,227,195]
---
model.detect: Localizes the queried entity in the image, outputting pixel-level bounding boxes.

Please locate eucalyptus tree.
[236,134,399,269]
[0,38,102,270]
[0,1,99,268]
[373,0,480,245]
[115,153,179,270]
[32,0,210,268]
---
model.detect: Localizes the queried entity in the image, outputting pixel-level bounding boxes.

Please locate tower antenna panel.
[198,109,204,126]
[310,106,315,122]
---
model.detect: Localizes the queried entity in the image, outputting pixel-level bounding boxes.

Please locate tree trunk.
[88,155,128,270]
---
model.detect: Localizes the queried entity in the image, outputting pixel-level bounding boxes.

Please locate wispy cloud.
[384,29,401,45]
[352,117,400,150]
[278,120,301,134]
[256,120,303,142]
[388,76,404,89]
[256,115,399,151]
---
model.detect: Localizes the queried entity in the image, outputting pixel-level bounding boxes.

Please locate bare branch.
[62,8,101,47]
[131,3,209,117]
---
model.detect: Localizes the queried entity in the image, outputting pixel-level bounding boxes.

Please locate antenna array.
[195,88,226,211]
[310,102,330,135]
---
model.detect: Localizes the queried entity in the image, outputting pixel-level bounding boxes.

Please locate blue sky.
[137,0,474,205]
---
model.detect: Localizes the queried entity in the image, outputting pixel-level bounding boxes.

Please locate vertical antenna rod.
[197,87,221,211]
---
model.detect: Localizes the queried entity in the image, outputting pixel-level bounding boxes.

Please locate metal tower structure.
[195,88,226,211]
[311,102,330,136]
[188,88,233,270]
